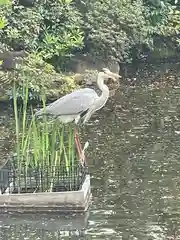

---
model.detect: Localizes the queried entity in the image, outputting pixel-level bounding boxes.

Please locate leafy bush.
[162,8,180,44]
[37,0,84,70]
[0,0,84,68]
[0,0,179,98]
[0,0,82,100]
[0,0,11,30]
[2,53,78,101]
[143,0,180,58]
[75,0,156,62]
[75,0,179,62]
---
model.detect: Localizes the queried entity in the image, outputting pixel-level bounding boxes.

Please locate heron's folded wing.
[44,88,98,116]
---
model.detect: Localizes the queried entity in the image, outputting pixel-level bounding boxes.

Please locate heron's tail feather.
[35,109,44,117]
[35,108,52,119]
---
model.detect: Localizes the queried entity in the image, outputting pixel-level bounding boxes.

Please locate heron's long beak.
[107,72,121,82]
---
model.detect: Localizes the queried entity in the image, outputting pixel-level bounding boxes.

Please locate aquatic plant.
[12,78,81,192]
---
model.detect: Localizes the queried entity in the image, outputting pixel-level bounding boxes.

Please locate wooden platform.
[0,175,91,213]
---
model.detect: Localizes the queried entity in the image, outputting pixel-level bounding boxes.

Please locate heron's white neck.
[97,72,109,97]
[82,72,110,123]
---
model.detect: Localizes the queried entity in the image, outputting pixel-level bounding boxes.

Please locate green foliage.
[75,0,180,62]
[144,0,180,52]
[0,0,11,30]
[143,0,176,31]
[162,8,180,44]
[37,0,84,66]
[0,0,10,5]
[2,54,78,101]
[145,5,168,27]
[0,0,84,66]
[76,0,158,62]
[0,0,179,87]
[1,7,43,51]
[0,0,83,100]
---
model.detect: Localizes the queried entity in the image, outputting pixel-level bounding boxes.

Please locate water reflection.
[1,63,180,239]
[0,213,88,240]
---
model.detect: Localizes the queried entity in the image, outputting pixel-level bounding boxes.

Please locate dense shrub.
[75,0,179,62]
[0,0,84,67]
[2,53,78,101]
[0,0,11,30]
[142,0,180,60]
[0,0,83,100]
[75,0,150,62]
[0,0,180,102]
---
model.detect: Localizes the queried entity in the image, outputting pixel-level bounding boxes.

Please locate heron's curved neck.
[97,72,109,97]
[82,72,109,123]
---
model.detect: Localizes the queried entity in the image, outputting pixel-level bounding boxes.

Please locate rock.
[65,54,120,85]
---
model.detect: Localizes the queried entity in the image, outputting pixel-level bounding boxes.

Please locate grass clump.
[11,78,81,193]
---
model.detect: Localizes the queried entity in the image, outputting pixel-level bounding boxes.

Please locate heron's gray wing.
[43,88,98,116]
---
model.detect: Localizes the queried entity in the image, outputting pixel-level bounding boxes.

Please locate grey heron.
[35,68,121,165]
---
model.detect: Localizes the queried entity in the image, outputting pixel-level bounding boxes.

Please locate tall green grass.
[12,79,79,192]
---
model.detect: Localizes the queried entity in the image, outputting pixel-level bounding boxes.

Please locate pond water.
[1,63,180,239]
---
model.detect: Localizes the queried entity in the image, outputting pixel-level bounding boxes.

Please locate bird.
[35,68,121,165]
[0,50,28,71]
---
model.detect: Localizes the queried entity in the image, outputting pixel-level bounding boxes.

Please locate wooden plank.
[0,191,83,205]
[0,175,91,213]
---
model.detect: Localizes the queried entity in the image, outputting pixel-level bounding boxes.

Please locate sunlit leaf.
[63,0,72,4]
[0,0,10,5]
[0,18,7,29]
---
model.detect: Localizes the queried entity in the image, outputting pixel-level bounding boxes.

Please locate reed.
[12,78,79,192]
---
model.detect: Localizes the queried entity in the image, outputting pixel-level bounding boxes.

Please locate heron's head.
[102,68,121,82]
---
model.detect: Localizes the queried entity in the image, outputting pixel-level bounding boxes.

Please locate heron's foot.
[79,151,86,167]
[79,141,89,167]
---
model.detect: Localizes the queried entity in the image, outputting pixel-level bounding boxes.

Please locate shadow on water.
[1,62,180,239]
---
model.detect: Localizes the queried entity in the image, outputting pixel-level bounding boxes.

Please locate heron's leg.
[74,125,81,150]
[74,133,83,166]
[74,125,87,166]
[74,127,83,165]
